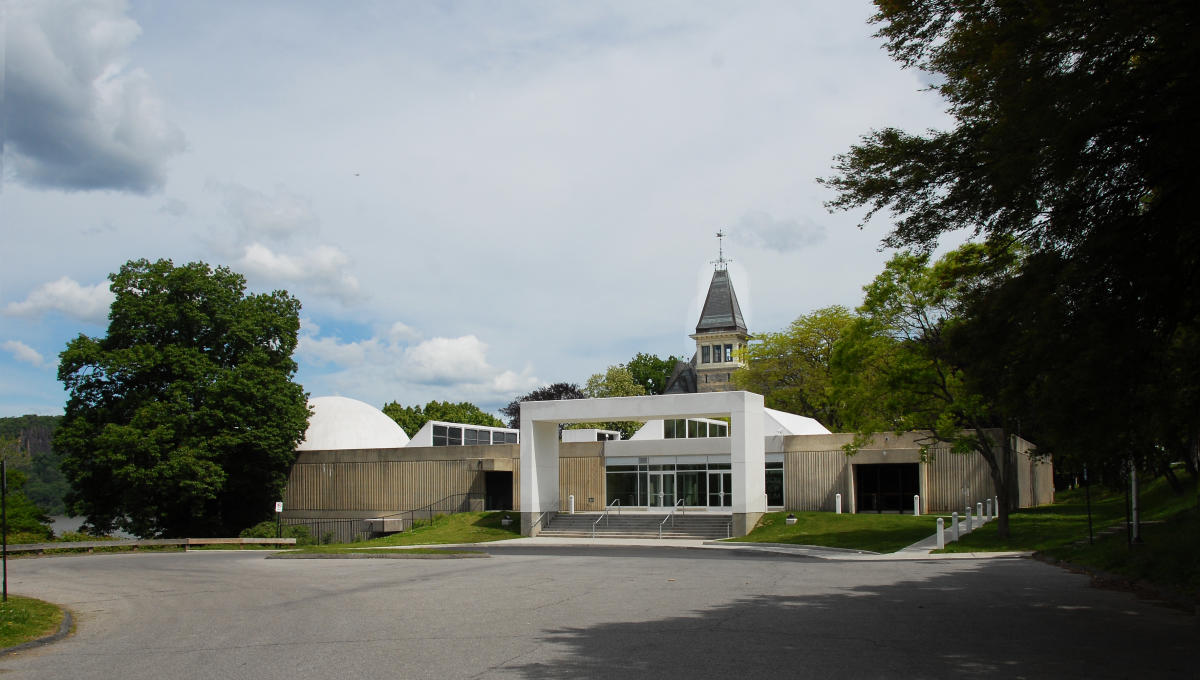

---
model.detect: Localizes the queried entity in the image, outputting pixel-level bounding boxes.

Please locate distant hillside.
[0,414,68,515]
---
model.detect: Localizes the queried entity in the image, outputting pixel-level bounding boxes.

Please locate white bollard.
[986,498,992,520]
[952,512,960,541]
[936,517,945,549]
[967,506,974,530]
[994,495,999,517]
[835,493,842,514]
[569,494,575,515]
[977,502,984,523]
[913,495,920,516]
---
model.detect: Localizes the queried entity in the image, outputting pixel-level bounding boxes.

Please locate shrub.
[239,520,315,546]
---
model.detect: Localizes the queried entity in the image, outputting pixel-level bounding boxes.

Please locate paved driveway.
[2,546,1193,679]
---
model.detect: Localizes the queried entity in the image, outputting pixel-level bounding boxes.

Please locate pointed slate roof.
[695,269,747,334]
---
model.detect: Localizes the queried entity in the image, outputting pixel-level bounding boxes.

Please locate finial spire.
[711,230,731,271]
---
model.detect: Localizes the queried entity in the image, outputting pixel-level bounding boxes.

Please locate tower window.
[701,346,710,363]
[724,344,733,362]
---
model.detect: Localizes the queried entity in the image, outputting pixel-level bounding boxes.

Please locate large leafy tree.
[55,259,309,537]
[573,365,648,439]
[500,382,585,429]
[823,2,1200,489]
[834,243,1024,536]
[625,352,682,395]
[733,306,856,431]
[382,400,505,438]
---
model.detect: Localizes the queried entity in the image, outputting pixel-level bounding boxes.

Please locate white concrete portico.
[520,391,766,536]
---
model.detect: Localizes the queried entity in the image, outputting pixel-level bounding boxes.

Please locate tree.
[0,436,53,540]
[0,415,67,515]
[823,2,1200,494]
[382,400,505,437]
[574,365,648,439]
[55,259,309,537]
[732,306,856,431]
[833,243,1024,537]
[500,383,585,429]
[626,352,682,395]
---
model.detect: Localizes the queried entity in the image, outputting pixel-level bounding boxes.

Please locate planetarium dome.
[297,396,410,451]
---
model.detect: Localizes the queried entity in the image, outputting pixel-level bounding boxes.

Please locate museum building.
[282,257,1052,539]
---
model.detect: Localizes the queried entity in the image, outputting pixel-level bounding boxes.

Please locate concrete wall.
[283,444,518,519]
[283,430,1052,520]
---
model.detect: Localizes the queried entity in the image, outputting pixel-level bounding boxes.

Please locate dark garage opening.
[855,463,919,513]
[484,471,513,511]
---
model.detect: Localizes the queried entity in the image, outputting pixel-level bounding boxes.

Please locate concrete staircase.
[538,512,731,540]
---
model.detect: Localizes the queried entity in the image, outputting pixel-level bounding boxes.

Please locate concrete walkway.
[377,512,1031,561]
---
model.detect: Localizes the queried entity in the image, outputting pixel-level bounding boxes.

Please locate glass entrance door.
[648,471,675,507]
[707,472,732,508]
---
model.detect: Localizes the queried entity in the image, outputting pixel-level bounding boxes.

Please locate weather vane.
[711,230,731,271]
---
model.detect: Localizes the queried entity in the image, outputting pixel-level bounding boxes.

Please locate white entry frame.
[520,391,766,536]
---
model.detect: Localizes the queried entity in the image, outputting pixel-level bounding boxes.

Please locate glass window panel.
[664,419,675,439]
[687,420,698,438]
[448,427,462,445]
[701,346,710,363]
[724,344,733,362]
[765,468,784,506]
[606,472,640,508]
[434,425,447,437]
[606,465,639,472]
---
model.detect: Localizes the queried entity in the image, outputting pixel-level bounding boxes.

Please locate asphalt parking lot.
[2,546,1194,679]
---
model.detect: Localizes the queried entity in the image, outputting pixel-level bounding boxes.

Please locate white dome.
[297,396,410,451]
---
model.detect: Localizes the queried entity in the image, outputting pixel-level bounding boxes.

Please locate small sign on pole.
[275,501,283,539]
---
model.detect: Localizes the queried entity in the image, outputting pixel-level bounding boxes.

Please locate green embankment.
[736,511,943,553]
[341,510,521,547]
[940,476,1199,597]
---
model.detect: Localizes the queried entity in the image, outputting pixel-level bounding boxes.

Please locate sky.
[0,0,953,418]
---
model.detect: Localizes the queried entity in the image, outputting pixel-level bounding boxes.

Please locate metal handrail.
[658,499,686,538]
[531,511,550,534]
[380,492,486,530]
[592,499,620,537]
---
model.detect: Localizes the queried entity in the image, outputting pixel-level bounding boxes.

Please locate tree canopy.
[500,382,585,429]
[382,400,505,437]
[625,352,682,395]
[832,243,1024,535]
[733,306,856,431]
[824,1,1200,490]
[55,259,309,537]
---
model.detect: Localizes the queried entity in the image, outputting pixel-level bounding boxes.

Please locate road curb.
[0,606,73,657]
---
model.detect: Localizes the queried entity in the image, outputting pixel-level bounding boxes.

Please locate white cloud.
[404,335,492,384]
[2,340,46,367]
[4,276,113,324]
[295,326,540,410]
[387,322,421,344]
[3,0,185,192]
[238,243,362,303]
[731,211,827,253]
[214,182,318,241]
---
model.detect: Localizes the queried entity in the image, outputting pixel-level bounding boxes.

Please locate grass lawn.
[734,511,944,553]
[0,595,64,648]
[938,475,1199,598]
[280,546,483,557]
[339,510,521,548]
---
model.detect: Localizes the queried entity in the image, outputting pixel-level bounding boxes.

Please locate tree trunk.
[1160,460,1183,494]
[971,426,1011,539]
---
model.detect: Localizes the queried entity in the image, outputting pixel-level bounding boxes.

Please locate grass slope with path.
[940,475,1198,599]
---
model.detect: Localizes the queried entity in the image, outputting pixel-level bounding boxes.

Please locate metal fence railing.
[281,518,374,545]
[380,492,486,530]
